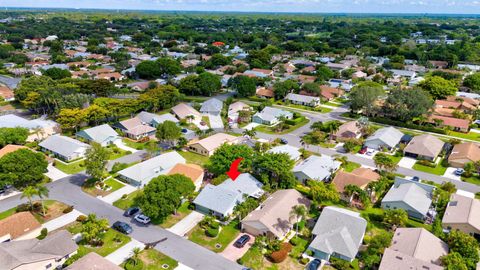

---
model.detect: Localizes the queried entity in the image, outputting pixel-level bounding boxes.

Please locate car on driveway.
[412,176,420,182]
[358,147,367,154]
[280,138,288,144]
[233,234,251,248]
[307,259,321,270]
[112,221,133,234]
[134,214,151,224]
[454,168,465,176]
[124,207,140,217]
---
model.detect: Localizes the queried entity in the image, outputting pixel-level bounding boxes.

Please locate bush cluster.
[269,243,292,263]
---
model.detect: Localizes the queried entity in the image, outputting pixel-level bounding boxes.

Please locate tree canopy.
[0,149,48,188]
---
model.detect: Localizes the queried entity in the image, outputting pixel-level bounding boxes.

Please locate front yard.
[82,178,125,197]
[0,200,70,223]
[113,189,142,210]
[122,249,178,270]
[160,202,192,229]
[122,138,149,150]
[54,159,85,174]
[255,117,309,135]
[187,220,240,253]
[412,159,448,175]
[343,161,361,172]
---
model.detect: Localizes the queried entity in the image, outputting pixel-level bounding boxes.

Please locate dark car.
[412,176,420,182]
[307,259,321,270]
[234,234,251,248]
[280,138,288,144]
[124,207,140,217]
[112,221,133,234]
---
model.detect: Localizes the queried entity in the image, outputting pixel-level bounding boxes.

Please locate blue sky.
[1,0,480,14]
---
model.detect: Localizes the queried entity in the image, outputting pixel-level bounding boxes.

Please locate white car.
[134,214,151,224]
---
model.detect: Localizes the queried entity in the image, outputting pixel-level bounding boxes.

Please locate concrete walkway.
[42,209,83,232]
[100,183,138,205]
[167,211,204,236]
[45,163,70,181]
[398,157,417,169]
[114,140,138,153]
[209,113,224,129]
[105,238,146,265]
[175,263,195,270]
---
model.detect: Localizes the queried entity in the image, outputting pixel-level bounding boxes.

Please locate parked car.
[307,259,321,270]
[233,234,251,248]
[134,214,151,224]
[181,128,188,133]
[124,207,140,217]
[200,121,207,126]
[454,168,464,176]
[280,138,288,144]
[412,176,420,182]
[366,149,375,156]
[358,147,367,154]
[112,221,133,234]
[0,184,12,195]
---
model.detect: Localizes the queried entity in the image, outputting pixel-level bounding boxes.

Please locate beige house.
[171,103,201,121]
[65,252,122,270]
[448,142,480,168]
[379,228,448,270]
[442,193,480,238]
[0,212,42,242]
[404,134,445,161]
[332,168,379,202]
[334,121,362,141]
[0,230,78,270]
[188,133,239,156]
[167,163,204,191]
[241,189,309,239]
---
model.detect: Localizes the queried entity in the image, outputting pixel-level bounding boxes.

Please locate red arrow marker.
[226,158,243,181]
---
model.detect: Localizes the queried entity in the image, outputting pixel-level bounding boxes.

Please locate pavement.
[167,211,204,236]
[208,114,224,129]
[105,238,146,265]
[0,174,244,270]
[99,182,138,205]
[114,140,138,153]
[42,209,83,232]
[398,157,417,169]
[443,167,462,181]
[45,163,70,180]
[106,150,148,171]
[220,234,255,262]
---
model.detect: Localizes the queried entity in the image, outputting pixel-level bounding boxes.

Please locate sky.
[1,0,480,14]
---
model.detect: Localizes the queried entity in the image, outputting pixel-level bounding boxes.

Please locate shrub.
[63,205,74,214]
[295,220,306,231]
[290,237,300,246]
[269,243,292,263]
[206,227,219,237]
[441,159,450,167]
[16,203,30,212]
[210,222,220,229]
[417,159,436,168]
[369,117,447,135]
[37,228,48,240]
[300,257,310,265]
[111,162,129,173]
[306,249,314,256]
[76,215,87,223]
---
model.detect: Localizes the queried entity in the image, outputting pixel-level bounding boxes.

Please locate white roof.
[268,145,301,161]
[293,155,341,181]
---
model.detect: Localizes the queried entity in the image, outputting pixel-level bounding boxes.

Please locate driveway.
[107,150,148,171]
[208,114,224,130]
[114,140,138,153]
[105,238,145,265]
[168,211,204,236]
[398,157,417,169]
[243,123,260,131]
[42,209,83,232]
[220,234,255,262]
[443,167,462,181]
[99,183,138,205]
[45,163,69,180]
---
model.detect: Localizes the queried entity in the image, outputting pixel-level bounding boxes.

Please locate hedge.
[270,243,292,263]
[285,116,305,126]
[206,227,219,237]
[369,117,447,135]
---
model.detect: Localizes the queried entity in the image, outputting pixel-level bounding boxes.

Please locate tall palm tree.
[35,184,49,216]
[21,186,37,210]
[289,205,307,235]
[243,129,256,138]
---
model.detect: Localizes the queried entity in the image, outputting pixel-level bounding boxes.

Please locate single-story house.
[255,87,274,99]
[285,93,320,107]
[244,68,273,78]
[332,168,380,202]
[381,177,435,220]
[117,151,186,186]
[293,155,341,183]
[137,111,179,127]
[0,86,14,101]
[403,134,445,161]
[334,121,362,140]
[429,114,470,133]
[188,133,239,156]
[200,98,223,115]
[364,126,404,151]
[171,103,201,121]
[193,173,264,218]
[252,107,293,125]
[0,114,59,142]
[241,189,309,239]
[308,206,367,262]
[320,85,344,101]
[76,124,119,147]
[268,145,302,162]
[228,101,251,124]
[0,212,41,242]
[65,252,122,270]
[114,117,156,141]
[167,163,204,191]
[448,142,480,168]
[0,144,27,158]
[39,135,90,162]
[0,230,78,270]
[442,193,480,238]
[379,228,448,270]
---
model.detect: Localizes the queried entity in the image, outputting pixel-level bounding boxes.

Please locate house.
[39,135,90,162]
[167,163,204,191]
[390,69,416,79]
[0,212,41,242]
[0,114,59,142]
[334,121,362,140]
[171,103,201,121]
[252,107,293,125]
[442,193,480,238]
[65,252,122,270]
[326,62,350,71]
[244,68,273,78]
[200,98,223,115]
[0,86,14,101]
[428,60,449,69]
[0,230,78,270]
[117,151,186,186]
[76,124,120,146]
[332,168,380,202]
[188,133,239,156]
[285,93,320,107]
[378,228,448,270]
[0,145,27,158]
[308,207,367,262]
[448,142,480,168]
[241,189,309,239]
[446,95,479,108]
[429,114,470,132]
[114,117,156,141]
[267,145,302,161]
[352,70,367,79]
[404,134,445,161]
[320,85,344,101]
[293,155,341,183]
[193,173,264,218]
[381,177,435,220]
[255,87,274,99]
[136,111,179,127]
[364,127,404,151]
[228,101,251,124]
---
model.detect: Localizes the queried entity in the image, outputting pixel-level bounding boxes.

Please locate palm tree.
[130,247,142,266]
[243,129,256,138]
[35,184,49,216]
[289,205,307,235]
[21,186,37,210]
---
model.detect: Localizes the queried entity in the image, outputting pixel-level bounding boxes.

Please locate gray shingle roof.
[382,178,434,217]
[268,145,301,161]
[200,98,223,113]
[293,155,341,181]
[285,93,320,103]
[365,127,404,149]
[137,111,179,125]
[193,184,243,216]
[39,135,89,158]
[76,124,119,144]
[253,107,293,122]
[218,173,264,199]
[0,114,56,129]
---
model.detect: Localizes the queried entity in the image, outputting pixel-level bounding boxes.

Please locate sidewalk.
[42,209,83,231]
[45,163,70,181]
[114,140,138,153]
[100,184,138,205]
[105,238,145,265]
[175,263,195,270]
[167,211,204,236]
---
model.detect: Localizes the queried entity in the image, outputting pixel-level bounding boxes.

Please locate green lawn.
[104,178,125,192]
[54,159,85,174]
[188,220,240,253]
[324,101,342,107]
[282,104,333,114]
[113,189,142,210]
[122,139,149,150]
[178,151,209,166]
[0,200,68,223]
[447,130,480,142]
[0,207,16,220]
[160,202,192,229]
[389,154,403,165]
[122,249,178,270]
[255,117,309,135]
[412,159,448,176]
[290,236,309,259]
[343,161,361,172]
[201,116,211,128]
[107,145,129,160]
[462,174,480,185]
[240,246,265,270]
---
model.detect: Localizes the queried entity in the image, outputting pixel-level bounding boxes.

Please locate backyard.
[187,220,240,253]
[122,138,150,150]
